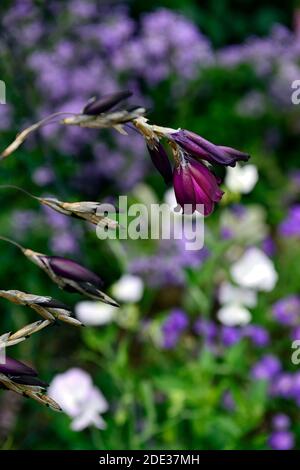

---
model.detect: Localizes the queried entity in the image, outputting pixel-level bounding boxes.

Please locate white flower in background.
[217,304,252,326]
[218,282,257,308]
[230,247,278,292]
[220,204,268,244]
[111,274,144,303]
[225,164,258,194]
[75,301,116,326]
[48,368,108,431]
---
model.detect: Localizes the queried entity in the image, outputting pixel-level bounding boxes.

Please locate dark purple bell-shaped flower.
[25,251,119,307]
[147,142,173,184]
[173,157,224,215]
[0,357,47,388]
[170,130,250,167]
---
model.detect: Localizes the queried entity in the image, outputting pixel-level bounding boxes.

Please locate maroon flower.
[173,157,224,216]
[147,142,173,184]
[170,130,250,167]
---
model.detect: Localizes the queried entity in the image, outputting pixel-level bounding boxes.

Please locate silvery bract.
[0,290,83,327]
[0,186,118,230]
[0,319,51,348]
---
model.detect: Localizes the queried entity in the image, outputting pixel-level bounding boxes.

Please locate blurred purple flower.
[261,237,276,257]
[221,326,242,347]
[222,390,236,411]
[243,325,270,347]
[279,206,300,238]
[194,318,218,344]
[272,295,300,326]
[271,373,294,398]
[268,431,294,450]
[251,354,281,381]
[161,309,188,349]
[272,414,291,431]
[32,166,55,186]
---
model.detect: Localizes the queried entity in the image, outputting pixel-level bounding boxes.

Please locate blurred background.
[0,0,300,450]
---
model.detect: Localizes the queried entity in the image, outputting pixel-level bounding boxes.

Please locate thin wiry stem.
[0,112,78,159]
[0,185,38,200]
[0,236,25,252]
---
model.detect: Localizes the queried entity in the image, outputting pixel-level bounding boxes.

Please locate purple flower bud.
[0,357,48,389]
[0,356,37,377]
[171,130,250,167]
[147,143,173,184]
[46,256,104,289]
[83,91,132,115]
[173,157,224,215]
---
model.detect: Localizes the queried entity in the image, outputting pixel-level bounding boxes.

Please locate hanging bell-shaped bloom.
[173,156,224,215]
[169,129,250,167]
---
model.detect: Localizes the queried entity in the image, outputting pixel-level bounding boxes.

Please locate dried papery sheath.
[0,111,74,159]
[0,238,119,307]
[0,290,83,327]
[0,357,61,411]
[0,320,51,348]
[1,91,145,158]
[0,186,118,230]
[61,107,146,135]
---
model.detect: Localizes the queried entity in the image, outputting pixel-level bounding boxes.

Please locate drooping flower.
[48,368,108,431]
[169,129,250,167]
[0,289,83,327]
[173,156,224,215]
[147,141,173,184]
[133,116,250,215]
[0,356,61,411]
